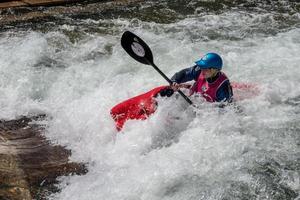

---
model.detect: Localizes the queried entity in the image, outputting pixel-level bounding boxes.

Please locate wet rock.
[0,0,82,9]
[0,115,87,200]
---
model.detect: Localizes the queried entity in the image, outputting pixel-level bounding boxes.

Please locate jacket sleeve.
[216,80,233,102]
[170,65,201,84]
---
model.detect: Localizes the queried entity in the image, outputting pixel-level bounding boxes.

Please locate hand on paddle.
[159,83,191,98]
[170,83,192,91]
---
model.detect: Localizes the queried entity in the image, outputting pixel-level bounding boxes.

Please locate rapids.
[0,0,299,199]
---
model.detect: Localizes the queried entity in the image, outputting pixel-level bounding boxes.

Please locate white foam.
[0,10,299,200]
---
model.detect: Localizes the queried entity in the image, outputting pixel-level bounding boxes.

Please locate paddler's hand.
[170,82,180,91]
[170,83,191,91]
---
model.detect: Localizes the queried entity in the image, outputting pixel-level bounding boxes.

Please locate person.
[165,52,233,103]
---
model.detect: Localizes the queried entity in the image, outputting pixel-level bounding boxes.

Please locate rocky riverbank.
[0,0,82,9]
[0,116,87,200]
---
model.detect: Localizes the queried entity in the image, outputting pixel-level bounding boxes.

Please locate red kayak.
[110,86,168,131]
[110,83,259,131]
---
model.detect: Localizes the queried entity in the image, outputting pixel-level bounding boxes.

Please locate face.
[201,68,216,78]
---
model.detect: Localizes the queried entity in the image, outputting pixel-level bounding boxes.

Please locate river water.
[0,0,299,199]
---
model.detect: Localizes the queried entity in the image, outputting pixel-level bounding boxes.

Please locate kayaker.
[167,52,233,103]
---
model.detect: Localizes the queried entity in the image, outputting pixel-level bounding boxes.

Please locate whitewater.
[0,1,299,199]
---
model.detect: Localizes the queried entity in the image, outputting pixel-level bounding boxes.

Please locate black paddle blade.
[121,31,153,65]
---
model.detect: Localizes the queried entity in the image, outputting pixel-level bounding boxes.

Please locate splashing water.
[0,0,299,199]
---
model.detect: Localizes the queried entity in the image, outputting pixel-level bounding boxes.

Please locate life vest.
[190,72,229,102]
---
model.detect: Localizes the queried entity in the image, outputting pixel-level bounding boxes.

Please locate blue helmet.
[195,53,223,70]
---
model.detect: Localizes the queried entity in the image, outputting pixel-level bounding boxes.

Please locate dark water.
[2,0,300,35]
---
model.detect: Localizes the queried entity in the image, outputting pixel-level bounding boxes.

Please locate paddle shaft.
[149,61,193,105]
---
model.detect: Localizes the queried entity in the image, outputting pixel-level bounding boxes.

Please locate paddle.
[121,31,193,105]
